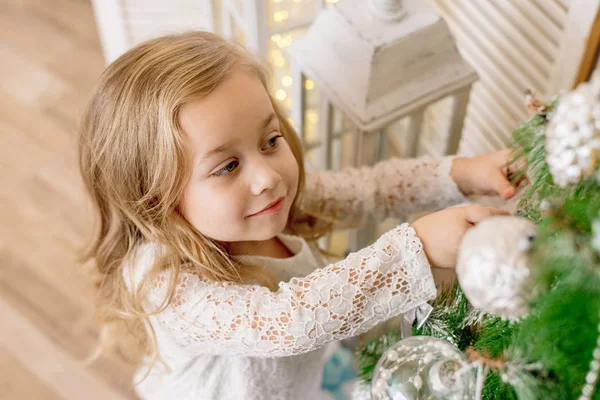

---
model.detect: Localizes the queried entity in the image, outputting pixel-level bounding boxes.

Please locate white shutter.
[123,0,214,44]
[423,0,600,156]
[91,0,215,64]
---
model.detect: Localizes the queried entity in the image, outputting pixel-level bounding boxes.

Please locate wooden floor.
[0,0,137,398]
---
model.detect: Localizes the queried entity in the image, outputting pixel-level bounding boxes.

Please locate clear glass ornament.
[371,336,476,400]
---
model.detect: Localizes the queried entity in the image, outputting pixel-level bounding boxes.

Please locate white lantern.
[287,0,478,251]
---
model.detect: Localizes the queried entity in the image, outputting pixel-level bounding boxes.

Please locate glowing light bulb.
[273,11,289,23]
[274,57,286,68]
[281,76,293,87]
[277,35,292,48]
[270,49,282,60]
[305,79,315,90]
[276,89,287,100]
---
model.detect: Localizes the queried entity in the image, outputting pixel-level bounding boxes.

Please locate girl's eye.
[211,134,281,178]
[263,134,283,150]
[214,160,239,177]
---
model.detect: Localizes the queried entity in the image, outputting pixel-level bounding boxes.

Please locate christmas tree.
[355,75,600,399]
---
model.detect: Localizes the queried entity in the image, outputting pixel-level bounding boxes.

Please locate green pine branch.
[354,96,600,398]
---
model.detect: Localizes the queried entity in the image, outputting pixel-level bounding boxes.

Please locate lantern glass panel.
[330,108,354,171]
[384,117,412,158]
[419,96,454,157]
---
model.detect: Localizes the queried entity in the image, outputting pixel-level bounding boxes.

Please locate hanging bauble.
[545,77,600,187]
[456,216,537,319]
[370,336,476,400]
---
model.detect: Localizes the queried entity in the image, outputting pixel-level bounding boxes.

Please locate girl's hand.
[450,149,521,200]
[411,206,510,269]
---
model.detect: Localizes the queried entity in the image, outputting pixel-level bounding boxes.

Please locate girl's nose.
[249,159,282,196]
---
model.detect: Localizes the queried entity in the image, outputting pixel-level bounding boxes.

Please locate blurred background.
[1,0,599,399]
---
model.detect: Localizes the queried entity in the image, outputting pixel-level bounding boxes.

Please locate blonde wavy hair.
[78,31,342,371]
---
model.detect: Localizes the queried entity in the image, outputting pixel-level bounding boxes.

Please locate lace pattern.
[145,224,436,357]
[300,156,466,228]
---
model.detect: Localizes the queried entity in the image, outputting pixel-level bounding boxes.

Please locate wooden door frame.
[574,4,600,86]
[549,0,600,92]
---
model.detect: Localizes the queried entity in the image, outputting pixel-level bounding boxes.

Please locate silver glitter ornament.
[546,75,600,187]
[371,336,476,400]
[456,216,537,319]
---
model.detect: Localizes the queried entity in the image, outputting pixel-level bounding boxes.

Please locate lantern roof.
[287,0,478,132]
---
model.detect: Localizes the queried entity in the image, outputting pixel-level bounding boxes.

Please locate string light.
[276,35,293,48]
[270,49,282,61]
[281,76,293,87]
[274,57,286,68]
[270,49,286,68]
[273,11,289,23]
[305,79,315,90]
[306,110,319,123]
[276,89,287,100]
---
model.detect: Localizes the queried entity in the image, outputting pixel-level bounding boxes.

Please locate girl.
[78,31,514,400]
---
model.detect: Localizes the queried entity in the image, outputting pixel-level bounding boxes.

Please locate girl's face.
[178,69,299,250]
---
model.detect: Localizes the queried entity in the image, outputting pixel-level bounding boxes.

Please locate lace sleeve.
[145,224,436,357]
[301,156,467,228]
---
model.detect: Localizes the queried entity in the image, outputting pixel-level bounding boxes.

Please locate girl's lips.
[249,197,285,217]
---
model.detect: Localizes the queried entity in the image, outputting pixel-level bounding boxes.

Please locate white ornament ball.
[546,80,600,187]
[456,216,537,319]
[371,336,476,400]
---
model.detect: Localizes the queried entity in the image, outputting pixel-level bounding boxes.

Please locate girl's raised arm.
[300,156,466,229]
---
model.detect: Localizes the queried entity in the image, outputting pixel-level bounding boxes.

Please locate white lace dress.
[122,156,467,400]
